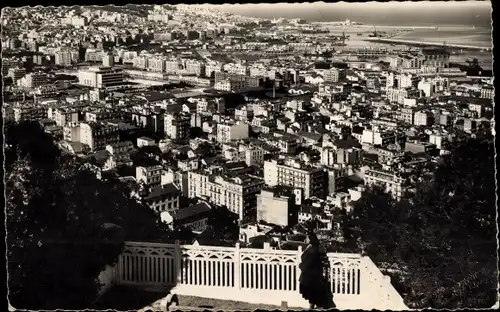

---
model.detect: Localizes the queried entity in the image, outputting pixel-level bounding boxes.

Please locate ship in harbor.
[328,17,363,26]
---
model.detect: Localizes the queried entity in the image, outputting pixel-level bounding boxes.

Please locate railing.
[114,241,408,310]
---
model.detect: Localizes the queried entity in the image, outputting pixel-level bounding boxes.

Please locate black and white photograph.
[2,1,497,311]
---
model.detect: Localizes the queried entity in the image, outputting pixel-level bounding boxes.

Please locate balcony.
[103,241,408,310]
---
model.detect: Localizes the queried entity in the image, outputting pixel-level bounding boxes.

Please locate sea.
[318,25,493,70]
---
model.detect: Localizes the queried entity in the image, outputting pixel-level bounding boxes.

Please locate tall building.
[184,59,206,76]
[78,66,124,88]
[256,187,297,227]
[18,72,47,89]
[414,111,434,126]
[421,48,450,68]
[323,68,346,83]
[165,113,191,139]
[264,159,325,199]
[136,165,163,187]
[55,49,78,66]
[364,168,405,200]
[216,121,249,143]
[13,105,47,122]
[7,67,26,82]
[102,53,114,67]
[148,57,166,72]
[79,122,120,151]
[188,170,264,220]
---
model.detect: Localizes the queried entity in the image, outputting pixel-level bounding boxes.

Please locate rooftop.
[144,183,180,201]
[174,202,212,221]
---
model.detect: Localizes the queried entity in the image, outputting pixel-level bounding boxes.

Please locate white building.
[263,159,324,199]
[78,66,124,88]
[364,168,405,200]
[53,107,79,127]
[256,188,296,227]
[18,72,47,89]
[414,111,434,126]
[136,165,163,186]
[216,121,249,143]
[137,136,156,148]
[188,171,264,220]
[79,122,120,151]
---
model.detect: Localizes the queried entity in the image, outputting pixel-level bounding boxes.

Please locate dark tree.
[348,136,497,309]
[206,205,240,242]
[6,121,174,310]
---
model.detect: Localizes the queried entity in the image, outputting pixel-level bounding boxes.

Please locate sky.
[203,1,492,27]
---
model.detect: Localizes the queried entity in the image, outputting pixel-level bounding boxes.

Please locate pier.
[364,38,492,51]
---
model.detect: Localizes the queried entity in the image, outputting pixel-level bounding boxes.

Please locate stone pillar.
[296,245,302,292]
[234,242,241,289]
[174,240,182,285]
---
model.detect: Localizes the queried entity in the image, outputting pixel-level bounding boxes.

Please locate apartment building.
[144,183,181,214]
[63,122,81,142]
[165,60,180,74]
[13,105,47,122]
[55,49,79,66]
[480,86,494,100]
[85,49,104,62]
[79,122,120,151]
[205,62,223,77]
[323,68,346,83]
[214,71,246,85]
[18,72,47,89]
[183,59,206,76]
[361,127,396,146]
[172,203,212,234]
[106,141,134,155]
[53,107,79,127]
[147,57,166,72]
[224,63,249,76]
[256,187,297,227]
[133,56,149,69]
[244,145,267,166]
[188,170,264,220]
[214,79,239,92]
[165,113,191,139]
[234,105,253,122]
[364,168,405,200]
[78,66,124,88]
[421,48,450,68]
[317,82,352,100]
[264,159,325,199]
[414,111,434,126]
[386,72,413,90]
[386,87,419,105]
[85,110,117,123]
[7,67,26,82]
[216,121,249,143]
[136,165,163,187]
[104,141,134,170]
[398,107,416,125]
[320,145,362,166]
[418,80,435,97]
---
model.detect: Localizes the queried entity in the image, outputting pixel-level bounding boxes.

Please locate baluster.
[266,263,270,290]
[330,262,334,294]
[227,261,232,287]
[336,267,341,294]
[351,267,356,294]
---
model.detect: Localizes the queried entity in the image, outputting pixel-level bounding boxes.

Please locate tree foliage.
[348,136,497,309]
[6,121,173,310]
[206,205,240,242]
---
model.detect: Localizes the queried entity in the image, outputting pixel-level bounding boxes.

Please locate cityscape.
[2,2,497,311]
